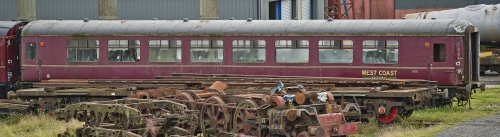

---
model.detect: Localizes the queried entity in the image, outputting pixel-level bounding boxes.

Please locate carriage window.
[232,40,266,63]
[433,44,446,62]
[149,40,181,62]
[319,40,353,63]
[190,40,223,62]
[275,40,309,63]
[107,40,140,62]
[67,40,99,62]
[362,40,398,64]
[26,43,37,60]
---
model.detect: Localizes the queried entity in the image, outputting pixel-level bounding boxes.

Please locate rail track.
[479,76,500,85]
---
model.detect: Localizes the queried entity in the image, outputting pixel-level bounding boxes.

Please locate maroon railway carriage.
[0,21,26,98]
[16,19,481,100]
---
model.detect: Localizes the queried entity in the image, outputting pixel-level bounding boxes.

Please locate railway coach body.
[18,19,481,99]
[0,21,25,98]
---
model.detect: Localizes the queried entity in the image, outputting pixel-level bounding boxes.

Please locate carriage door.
[470,32,479,82]
[429,37,450,82]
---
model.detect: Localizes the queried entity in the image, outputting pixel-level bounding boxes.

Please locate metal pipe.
[404,4,500,43]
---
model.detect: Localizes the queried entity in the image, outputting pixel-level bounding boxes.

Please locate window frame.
[148,39,182,63]
[433,43,446,62]
[107,40,141,62]
[26,42,37,61]
[232,40,266,63]
[362,40,399,64]
[67,40,100,62]
[318,40,354,63]
[190,39,224,63]
[275,40,310,63]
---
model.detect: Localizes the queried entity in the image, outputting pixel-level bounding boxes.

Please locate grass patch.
[0,114,83,137]
[354,87,500,137]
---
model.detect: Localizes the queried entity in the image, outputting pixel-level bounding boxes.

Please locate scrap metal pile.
[55,81,359,137]
[0,73,445,136]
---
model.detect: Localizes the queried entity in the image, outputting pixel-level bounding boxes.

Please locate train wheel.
[173,93,198,135]
[200,96,229,136]
[174,92,197,110]
[297,131,310,137]
[232,99,260,136]
[377,98,399,124]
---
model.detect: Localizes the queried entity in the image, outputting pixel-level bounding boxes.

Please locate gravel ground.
[434,115,500,137]
[435,77,500,137]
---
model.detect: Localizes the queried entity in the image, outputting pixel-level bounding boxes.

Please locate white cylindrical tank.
[404,4,500,43]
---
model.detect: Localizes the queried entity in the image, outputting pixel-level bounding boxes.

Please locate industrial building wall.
[301,0,311,20]
[1,0,328,21]
[8,0,496,21]
[117,0,200,20]
[0,0,17,21]
[36,0,98,20]
[219,0,259,20]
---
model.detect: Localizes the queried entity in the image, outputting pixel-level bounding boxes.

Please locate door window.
[433,44,446,62]
[26,43,37,60]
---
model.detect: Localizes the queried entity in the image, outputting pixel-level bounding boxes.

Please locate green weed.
[0,114,83,137]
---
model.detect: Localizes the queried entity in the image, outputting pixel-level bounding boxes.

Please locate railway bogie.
[54,84,361,136]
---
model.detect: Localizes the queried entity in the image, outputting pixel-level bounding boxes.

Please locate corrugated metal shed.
[0,21,19,36]
[36,0,98,20]
[219,0,258,20]
[281,0,292,20]
[0,0,18,21]
[301,0,311,20]
[117,0,200,20]
[21,19,472,36]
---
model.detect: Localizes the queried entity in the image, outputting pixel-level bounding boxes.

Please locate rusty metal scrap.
[0,74,449,136]
[55,98,199,136]
[55,81,361,137]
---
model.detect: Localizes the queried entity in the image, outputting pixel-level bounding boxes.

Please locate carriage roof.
[20,19,474,37]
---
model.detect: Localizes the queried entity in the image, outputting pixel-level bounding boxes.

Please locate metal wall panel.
[475,0,500,4]
[219,0,258,20]
[117,0,199,20]
[281,0,292,20]
[312,0,324,19]
[0,0,18,21]
[370,0,394,19]
[301,0,311,20]
[260,0,271,20]
[36,0,98,20]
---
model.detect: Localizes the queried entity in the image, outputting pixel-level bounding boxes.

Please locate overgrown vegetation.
[355,87,500,137]
[0,114,83,137]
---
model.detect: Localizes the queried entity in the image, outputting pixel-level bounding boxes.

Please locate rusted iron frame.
[55,95,360,136]
[202,83,335,90]
[330,0,354,19]
[44,73,435,87]
[15,89,132,97]
[32,83,188,89]
[78,78,423,87]
[167,73,433,86]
